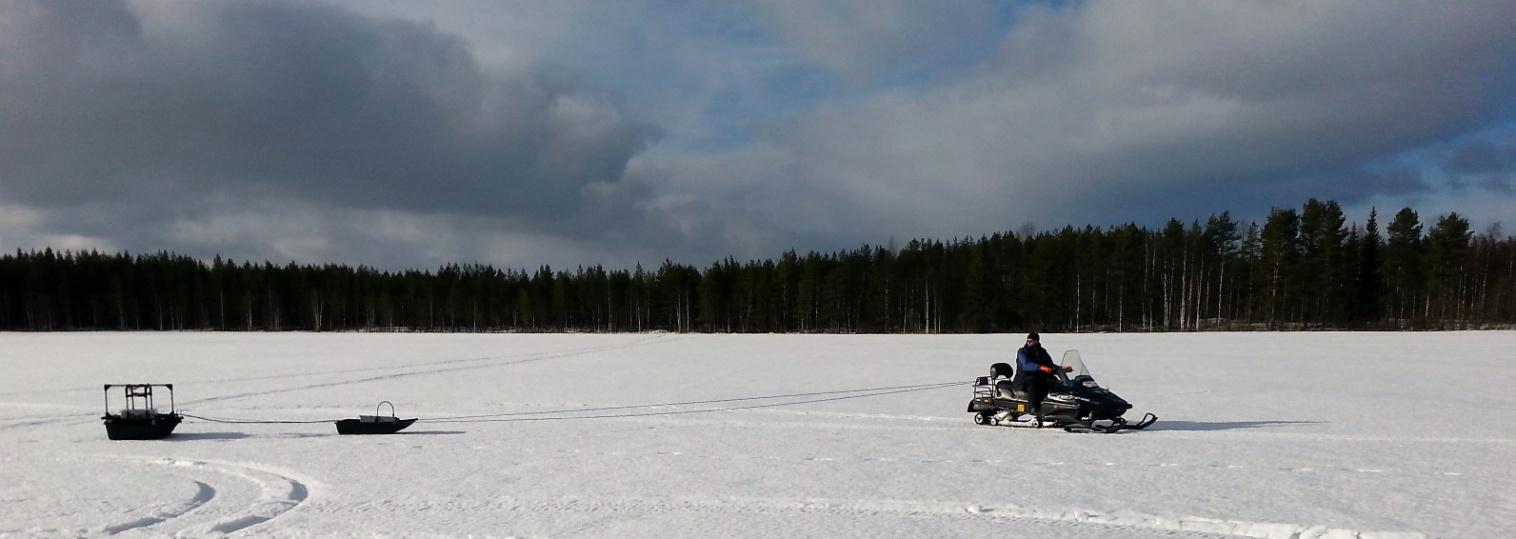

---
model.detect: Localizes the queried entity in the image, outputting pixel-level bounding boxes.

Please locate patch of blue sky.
[687,65,840,151]
[1364,121,1516,193]
[860,1,1041,95]
[756,63,841,109]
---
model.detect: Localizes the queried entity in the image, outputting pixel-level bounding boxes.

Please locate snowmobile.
[966,350,1156,433]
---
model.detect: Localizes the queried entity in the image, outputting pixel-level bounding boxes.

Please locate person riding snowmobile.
[1014,332,1070,421]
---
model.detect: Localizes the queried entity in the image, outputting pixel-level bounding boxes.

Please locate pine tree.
[1426,213,1473,326]
[1299,199,1348,325]
[1260,208,1301,327]
[1385,208,1424,324]
[0,198,1509,334]
[959,244,989,332]
[1203,212,1241,328]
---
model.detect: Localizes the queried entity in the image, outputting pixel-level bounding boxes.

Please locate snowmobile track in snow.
[91,456,311,536]
[489,444,1474,482]
[0,335,679,433]
[98,481,216,535]
[344,495,1424,539]
[0,334,676,401]
[182,334,678,407]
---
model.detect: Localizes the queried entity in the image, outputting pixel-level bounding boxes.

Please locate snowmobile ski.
[1061,413,1158,434]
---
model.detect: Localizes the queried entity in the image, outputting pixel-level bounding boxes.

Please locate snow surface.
[1,331,1512,538]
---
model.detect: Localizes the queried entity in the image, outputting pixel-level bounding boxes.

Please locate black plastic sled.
[967,351,1157,434]
[102,384,183,440]
[335,401,417,435]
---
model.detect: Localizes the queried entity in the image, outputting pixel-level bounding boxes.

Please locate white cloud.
[638,0,1516,251]
[0,201,119,254]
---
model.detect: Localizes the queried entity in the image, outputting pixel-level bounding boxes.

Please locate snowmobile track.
[0,336,679,435]
[99,481,216,535]
[0,334,678,399]
[343,495,1424,538]
[182,334,677,407]
[91,456,311,536]
[491,444,1472,482]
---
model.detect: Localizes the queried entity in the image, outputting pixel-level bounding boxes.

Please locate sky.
[2,0,1515,271]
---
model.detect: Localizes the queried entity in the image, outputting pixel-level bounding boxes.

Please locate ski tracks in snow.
[0,334,678,433]
[437,446,1433,538]
[90,456,312,536]
[341,495,1422,539]
[484,443,1473,485]
[182,333,678,407]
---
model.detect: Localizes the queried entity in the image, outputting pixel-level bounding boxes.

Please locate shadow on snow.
[162,432,251,441]
[163,430,468,440]
[1146,420,1325,432]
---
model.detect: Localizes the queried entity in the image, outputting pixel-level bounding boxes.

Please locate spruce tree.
[1352,208,1386,325]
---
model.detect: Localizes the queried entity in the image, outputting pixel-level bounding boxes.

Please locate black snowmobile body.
[966,351,1156,433]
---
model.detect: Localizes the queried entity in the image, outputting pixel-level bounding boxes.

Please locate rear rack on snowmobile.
[102,384,183,440]
[973,376,995,401]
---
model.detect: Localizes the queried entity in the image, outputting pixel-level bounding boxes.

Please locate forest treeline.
[1,198,1512,332]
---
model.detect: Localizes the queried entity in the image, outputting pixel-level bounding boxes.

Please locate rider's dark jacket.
[1015,345,1056,380]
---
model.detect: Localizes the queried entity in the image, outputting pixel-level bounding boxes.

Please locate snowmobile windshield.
[1058,350,1095,384]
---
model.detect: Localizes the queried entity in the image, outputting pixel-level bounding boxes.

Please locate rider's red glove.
[1063,365,1074,372]
[1039,365,1056,374]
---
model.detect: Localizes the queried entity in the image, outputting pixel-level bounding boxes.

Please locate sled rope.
[178,381,969,425]
[419,380,968,421]
[418,381,967,423]
[181,414,343,424]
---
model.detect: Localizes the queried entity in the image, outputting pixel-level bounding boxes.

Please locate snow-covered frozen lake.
[1,332,1512,538]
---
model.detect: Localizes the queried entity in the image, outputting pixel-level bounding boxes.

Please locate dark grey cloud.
[1439,133,1516,192]
[5,0,1516,269]
[0,0,657,217]
[1448,141,1507,177]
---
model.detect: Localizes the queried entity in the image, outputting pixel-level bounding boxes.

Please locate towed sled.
[335,401,416,435]
[967,351,1156,434]
[102,384,183,440]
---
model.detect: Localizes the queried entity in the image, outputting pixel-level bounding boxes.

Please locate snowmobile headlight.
[1081,381,1099,388]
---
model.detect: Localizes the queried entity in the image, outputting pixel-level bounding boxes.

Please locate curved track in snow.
[98,480,217,535]
[91,457,312,536]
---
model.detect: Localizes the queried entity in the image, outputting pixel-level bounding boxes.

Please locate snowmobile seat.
[988,363,1021,399]
[995,379,1020,399]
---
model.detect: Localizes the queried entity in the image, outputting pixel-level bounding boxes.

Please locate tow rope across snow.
[179,381,969,426]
